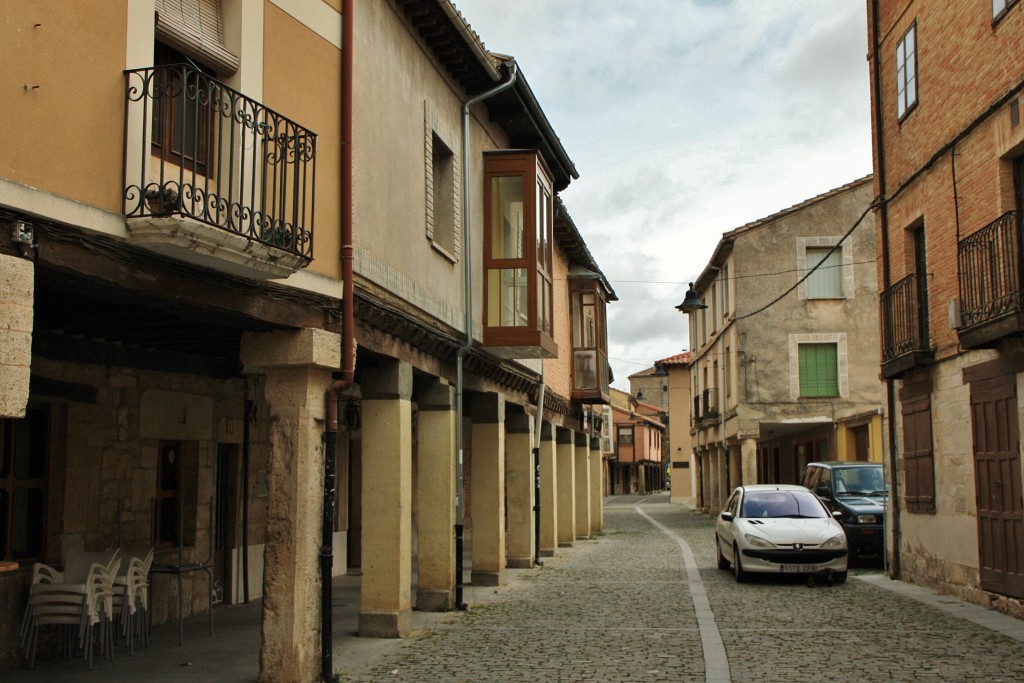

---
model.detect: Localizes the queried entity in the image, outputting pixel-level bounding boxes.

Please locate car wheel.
[833,571,847,584]
[732,544,747,583]
[716,535,730,570]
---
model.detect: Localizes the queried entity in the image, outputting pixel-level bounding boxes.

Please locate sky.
[452,0,874,390]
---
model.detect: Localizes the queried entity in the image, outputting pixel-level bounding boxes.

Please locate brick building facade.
[870,0,1024,616]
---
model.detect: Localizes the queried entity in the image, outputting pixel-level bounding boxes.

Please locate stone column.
[241,328,340,683]
[359,359,413,637]
[470,393,505,586]
[700,450,712,513]
[716,446,730,513]
[740,438,758,485]
[589,436,603,533]
[574,432,591,540]
[415,379,455,612]
[0,254,32,419]
[538,422,558,557]
[556,427,576,547]
[505,407,534,568]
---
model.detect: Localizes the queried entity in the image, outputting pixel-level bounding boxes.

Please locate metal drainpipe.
[455,61,518,610]
[870,0,900,580]
[321,1,355,680]
[533,362,545,567]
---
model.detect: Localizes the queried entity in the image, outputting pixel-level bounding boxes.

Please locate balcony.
[692,388,719,426]
[957,211,1024,349]
[880,274,933,379]
[123,65,316,280]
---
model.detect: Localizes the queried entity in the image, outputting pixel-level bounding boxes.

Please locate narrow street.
[343,495,1024,683]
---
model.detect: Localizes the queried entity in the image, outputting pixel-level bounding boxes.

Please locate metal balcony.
[957,211,1024,349]
[123,64,316,279]
[880,274,933,379]
[692,387,719,426]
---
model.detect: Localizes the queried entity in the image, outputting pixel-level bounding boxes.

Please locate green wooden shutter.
[799,344,838,397]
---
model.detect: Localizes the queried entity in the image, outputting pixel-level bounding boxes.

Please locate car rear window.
[741,490,828,519]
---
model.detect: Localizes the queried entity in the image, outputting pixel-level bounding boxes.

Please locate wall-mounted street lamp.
[675,282,707,313]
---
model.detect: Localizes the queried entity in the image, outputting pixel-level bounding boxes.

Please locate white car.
[715,484,848,583]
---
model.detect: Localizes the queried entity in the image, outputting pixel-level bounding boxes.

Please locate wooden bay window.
[570,268,611,403]
[483,151,558,358]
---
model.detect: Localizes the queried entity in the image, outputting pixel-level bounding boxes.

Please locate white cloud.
[454,0,873,388]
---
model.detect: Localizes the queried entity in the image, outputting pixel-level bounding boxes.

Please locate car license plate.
[780,564,817,573]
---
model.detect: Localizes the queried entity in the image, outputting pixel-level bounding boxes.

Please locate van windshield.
[834,466,887,496]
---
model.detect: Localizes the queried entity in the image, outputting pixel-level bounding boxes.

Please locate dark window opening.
[1,408,49,562]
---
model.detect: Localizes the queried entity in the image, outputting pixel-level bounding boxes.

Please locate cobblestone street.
[341,496,1024,683]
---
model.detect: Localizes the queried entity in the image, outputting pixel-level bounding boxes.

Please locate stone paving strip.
[341,499,1024,683]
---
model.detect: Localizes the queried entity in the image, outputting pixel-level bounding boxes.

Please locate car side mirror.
[720,511,734,522]
[832,510,843,519]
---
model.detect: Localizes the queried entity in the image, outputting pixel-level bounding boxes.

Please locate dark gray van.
[801,462,886,562]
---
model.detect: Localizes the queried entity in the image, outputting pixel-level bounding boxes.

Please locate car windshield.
[740,490,828,519]
[834,467,887,496]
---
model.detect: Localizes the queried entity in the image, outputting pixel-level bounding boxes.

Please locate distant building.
[607,389,665,495]
[679,177,884,515]
[629,353,694,504]
[869,0,1024,615]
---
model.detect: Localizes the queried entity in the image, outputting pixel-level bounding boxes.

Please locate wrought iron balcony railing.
[123,64,316,261]
[957,211,1024,329]
[692,387,719,425]
[880,274,932,377]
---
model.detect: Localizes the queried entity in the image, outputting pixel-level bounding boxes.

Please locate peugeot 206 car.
[715,484,848,583]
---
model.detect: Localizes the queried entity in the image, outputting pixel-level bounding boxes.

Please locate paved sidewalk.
[7,494,1024,682]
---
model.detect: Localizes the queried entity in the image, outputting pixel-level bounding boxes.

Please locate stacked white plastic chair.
[21,549,120,670]
[112,547,154,654]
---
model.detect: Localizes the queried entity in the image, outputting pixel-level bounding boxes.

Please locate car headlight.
[744,534,775,549]
[856,515,877,524]
[821,533,846,549]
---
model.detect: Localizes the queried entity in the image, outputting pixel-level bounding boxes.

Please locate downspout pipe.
[870,0,900,580]
[455,61,517,610]
[532,362,545,567]
[322,1,355,680]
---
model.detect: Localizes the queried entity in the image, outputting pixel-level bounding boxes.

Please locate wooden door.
[213,443,238,605]
[970,374,1024,598]
[853,425,870,461]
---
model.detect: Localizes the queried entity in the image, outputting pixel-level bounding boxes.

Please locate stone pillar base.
[540,549,556,558]
[471,570,503,587]
[576,534,590,541]
[558,541,573,548]
[506,556,532,569]
[416,589,452,612]
[358,610,412,638]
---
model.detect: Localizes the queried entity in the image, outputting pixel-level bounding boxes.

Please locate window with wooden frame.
[799,343,839,397]
[152,42,219,177]
[0,408,48,562]
[570,272,610,403]
[896,22,918,120]
[617,426,634,445]
[483,151,558,358]
[425,103,461,260]
[902,394,935,512]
